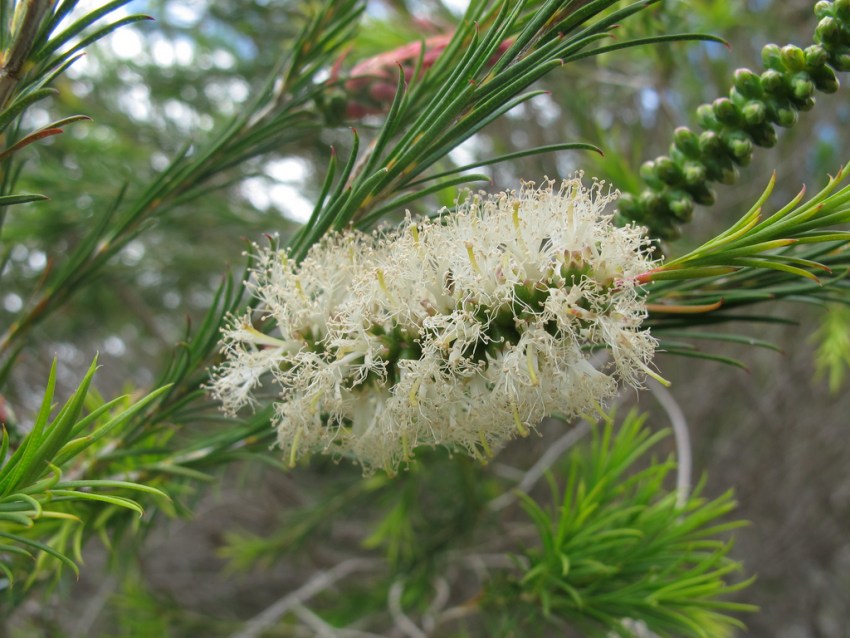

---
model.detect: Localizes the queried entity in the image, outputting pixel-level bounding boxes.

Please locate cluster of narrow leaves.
[0,0,365,598]
[0,0,150,233]
[0,358,168,595]
[290,0,723,258]
[216,413,754,636]
[812,303,850,392]
[638,164,850,365]
[487,412,754,638]
[0,0,365,377]
[617,0,850,239]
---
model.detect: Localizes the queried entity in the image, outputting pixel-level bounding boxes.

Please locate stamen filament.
[376,268,394,301]
[512,403,529,437]
[289,428,301,468]
[526,348,539,386]
[243,325,297,350]
[640,361,672,387]
[408,379,421,406]
[465,242,482,275]
[478,430,494,458]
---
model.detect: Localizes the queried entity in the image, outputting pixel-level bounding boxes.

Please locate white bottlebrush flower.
[209,176,659,473]
[207,231,375,413]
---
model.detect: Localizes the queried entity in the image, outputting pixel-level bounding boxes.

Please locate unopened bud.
[696,104,719,129]
[668,190,694,222]
[673,126,701,156]
[713,98,741,126]
[804,44,829,67]
[749,121,779,146]
[742,100,767,125]
[761,69,786,94]
[781,45,807,72]
[816,16,841,46]
[790,72,816,102]
[682,161,707,187]
[734,68,763,97]
[655,156,682,185]
[814,1,834,20]
[811,64,839,91]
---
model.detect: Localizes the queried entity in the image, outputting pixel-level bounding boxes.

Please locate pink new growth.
[339,33,513,118]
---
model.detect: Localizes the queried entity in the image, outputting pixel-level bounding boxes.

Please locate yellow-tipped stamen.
[376,268,396,303]
[289,428,302,468]
[579,411,598,425]
[294,277,306,300]
[478,430,494,458]
[376,268,389,293]
[336,345,352,359]
[410,224,420,246]
[645,300,724,314]
[309,393,322,411]
[512,200,521,230]
[465,241,482,275]
[512,403,529,437]
[408,379,421,406]
[526,348,539,386]
[402,433,411,460]
[593,400,613,424]
[640,361,672,387]
[244,325,294,349]
[469,443,485,463]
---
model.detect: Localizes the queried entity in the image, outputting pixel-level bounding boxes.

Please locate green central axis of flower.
[326,261,618,397]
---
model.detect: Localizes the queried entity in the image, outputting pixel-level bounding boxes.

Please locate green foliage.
[362,452,491,570]
[811,303,850,392]
[218,471,375,571]
[289,0,723,258]
[110,567,176,638]
[640,165,850,366]
[221,450,491,575]
[0,358,168,596]
[0,0,846,634]
[212,415,756,637]
[0,0,365,366]
[0,0,149,236]
[646,164,850,284]
[488,412,754,637]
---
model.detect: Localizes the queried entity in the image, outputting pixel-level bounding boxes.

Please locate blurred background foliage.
[1,0,849,636]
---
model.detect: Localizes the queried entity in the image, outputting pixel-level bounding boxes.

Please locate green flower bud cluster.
[617,0,850,240]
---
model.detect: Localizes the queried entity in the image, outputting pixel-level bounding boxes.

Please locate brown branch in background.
[229,558,384,638]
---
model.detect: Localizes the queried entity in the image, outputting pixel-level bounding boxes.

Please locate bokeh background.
[2,0,849,635]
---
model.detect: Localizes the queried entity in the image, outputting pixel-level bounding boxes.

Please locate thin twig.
[620,617,663,638]
[648,379,692,507]
[388,579,427,638]
[420,577,450,635]
[433,604,478,629]
[488,419,592,511]
[229,558,382,638]
[291,603,384,638]
[69,574,118,638]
